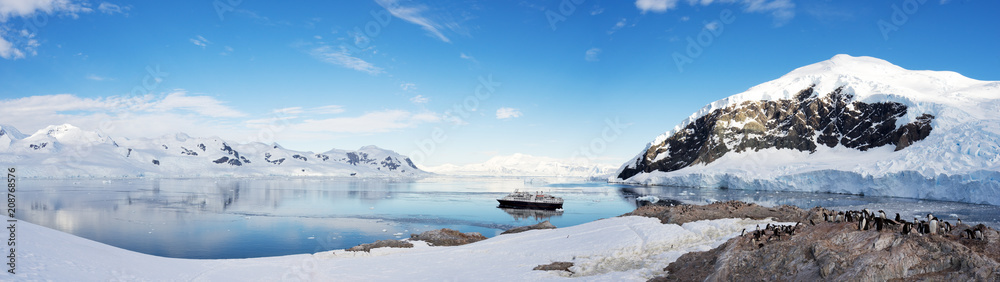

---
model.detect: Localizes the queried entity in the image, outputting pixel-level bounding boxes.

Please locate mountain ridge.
[0,123,428,178]
[613,54,1000,205]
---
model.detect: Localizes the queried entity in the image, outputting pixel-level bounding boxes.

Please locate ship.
[497,190,564,210]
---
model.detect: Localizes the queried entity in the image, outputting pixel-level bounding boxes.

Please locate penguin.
[858,217,865,230]
[895,213,901,223]
[741,228,746,236]
[876,217,884,231]
[963,229,974,239]
[861,217,869,231]
[929,219,938,235]
[957,218,962,226]
[974,229,984,240]
[901,222,910,235]
[837,212,844,222]
[810,219,816,226]
[879,210,887,219]
[945,222,953,233]
[823,213,829,222]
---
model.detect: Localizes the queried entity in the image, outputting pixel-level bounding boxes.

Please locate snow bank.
[15,216,788,281]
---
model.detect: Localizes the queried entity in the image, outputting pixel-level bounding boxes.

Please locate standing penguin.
[879,210,887,219]
[957,218,963,226]
[929,219,939,235]
[974,228,984,240]
[895,213,901,223]
[858,217,866,231]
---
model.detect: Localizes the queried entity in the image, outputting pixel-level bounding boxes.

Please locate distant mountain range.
[0,124,427,178]
[423,153,617,178]
[612,54,1000,205]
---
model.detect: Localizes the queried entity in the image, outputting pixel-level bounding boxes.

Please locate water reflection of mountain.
[499,207,563,221]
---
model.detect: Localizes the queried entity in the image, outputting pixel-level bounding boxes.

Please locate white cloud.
[0,0,92,20]
[705,21,719,31]
[97,2,128,15]
[220,46,233,56]
[293,110,440,133]
[85,74,112,81]
[313,105,345,114]
[271,107,304,115]
[0,92,249,139]
[189,35,211,48]
[590,6,605,15]
[374,0,458,43]
[496,107,522,119]
[635,0,680,13]
[409,95,428,104]
[0,0,96,60]
[0,36,23,59]
[308,45,382,75]
[151,91,245,118]
[608,18,628,34]
[683,0,795,25]
[459,52,479,64]
[585,48,601,62]
[400,82,416,91]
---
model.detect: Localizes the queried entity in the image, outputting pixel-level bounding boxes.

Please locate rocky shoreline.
[635,201,1000,281]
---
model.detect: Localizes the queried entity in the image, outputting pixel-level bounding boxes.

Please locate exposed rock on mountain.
[0,124,427,178]
[613,55,1000,205]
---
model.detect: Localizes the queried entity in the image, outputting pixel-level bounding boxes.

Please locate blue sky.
[1,0,998,166]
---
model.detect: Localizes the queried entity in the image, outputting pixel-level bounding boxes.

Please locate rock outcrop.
[618,86,934,180]
[410,229,487,246]
[646,204,1000,281]
[622,200,822,225]
[501,220,557,235]
[345,239,413,252]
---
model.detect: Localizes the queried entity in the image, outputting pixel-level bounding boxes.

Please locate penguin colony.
[821,209,987,239]
[741,208,988,248]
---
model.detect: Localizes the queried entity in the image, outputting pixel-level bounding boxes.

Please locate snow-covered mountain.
[612,54,1000,205]
[0,124,427,178]
[423,153,617,178]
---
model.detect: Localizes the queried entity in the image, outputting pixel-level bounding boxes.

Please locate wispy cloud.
[374,0,458,43]
[400,82,417,91]
[151,91,245,118]
[308,45,383,75]
[637,0,795,26]
[635,0,680,13]
[85,74,113,81]
[496,107,522,119]
[97,2,129,15]
[459,52,479,64]
[585,48,601,62]
[608,18,627,34]
[410,95,429,104]
[189,35,211,48]
[0,92,247,138]
[293,110,440,133]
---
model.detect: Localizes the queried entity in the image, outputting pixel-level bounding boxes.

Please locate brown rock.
[653,213,1000,281]
[533,262,574,273]
[502,220,557,235]
[345,239,413,252]
[410,228,487,246]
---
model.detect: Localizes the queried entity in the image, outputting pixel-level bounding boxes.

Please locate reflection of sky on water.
[18,177,635,259]
[19,177,1000,259]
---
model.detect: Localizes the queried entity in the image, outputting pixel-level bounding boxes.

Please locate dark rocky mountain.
[617,85,934,180]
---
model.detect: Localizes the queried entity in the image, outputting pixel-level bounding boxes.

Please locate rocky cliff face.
[618,85,934,180]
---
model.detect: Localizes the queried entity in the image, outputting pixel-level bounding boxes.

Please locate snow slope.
[424,153,617,178]
[15,216,788,281]
[0,124,428,178]
[614,55,1000,205]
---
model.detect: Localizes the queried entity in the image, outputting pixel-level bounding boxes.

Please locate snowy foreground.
[17,216,787,281]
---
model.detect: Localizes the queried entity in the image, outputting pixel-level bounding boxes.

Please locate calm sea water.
[17,176,1000,259]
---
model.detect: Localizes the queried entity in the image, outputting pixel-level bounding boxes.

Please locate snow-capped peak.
[652,54,998,146]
